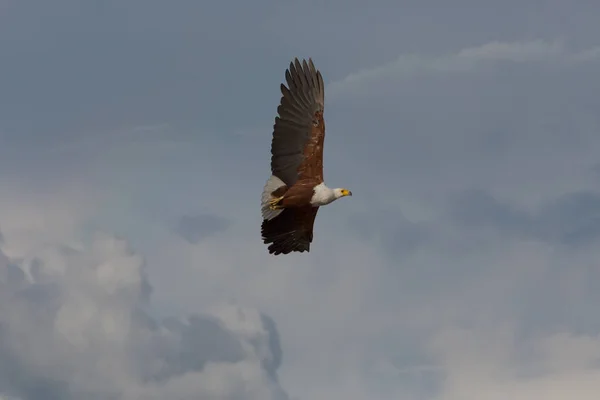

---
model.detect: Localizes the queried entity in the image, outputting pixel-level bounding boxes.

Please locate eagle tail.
[261,175,287,220]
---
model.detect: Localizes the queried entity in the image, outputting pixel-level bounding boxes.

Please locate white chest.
[310,183,335,206]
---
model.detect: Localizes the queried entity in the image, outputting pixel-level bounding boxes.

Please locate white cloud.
[327,39,600,99]
[0,230,287,400]
[2,6,600,397]
[0,186,96,260]
[431,328,600,400]
[569,46,600,63]
[453,39,564,62]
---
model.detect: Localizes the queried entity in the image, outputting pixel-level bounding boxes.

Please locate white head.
[333,188,353,199]
[311,184,353,206]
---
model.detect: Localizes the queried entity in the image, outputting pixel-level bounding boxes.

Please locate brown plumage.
[260,58,352,255]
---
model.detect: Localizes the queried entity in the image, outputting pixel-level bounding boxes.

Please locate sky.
[1,1,600,399]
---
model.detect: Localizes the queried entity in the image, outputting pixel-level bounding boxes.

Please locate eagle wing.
[270,58,326,186]
[261,206,319,255]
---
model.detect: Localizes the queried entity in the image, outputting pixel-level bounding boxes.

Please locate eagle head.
[334,188,353,199]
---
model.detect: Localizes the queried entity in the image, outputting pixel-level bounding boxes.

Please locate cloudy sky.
[1,1,600,399]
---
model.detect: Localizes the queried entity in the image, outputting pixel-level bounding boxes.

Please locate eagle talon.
[268,196,284,210]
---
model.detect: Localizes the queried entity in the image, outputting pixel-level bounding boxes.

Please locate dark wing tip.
[287,57,320,78]
[261,209,315,255]
[285,57,324,105]
[267,242,310,255]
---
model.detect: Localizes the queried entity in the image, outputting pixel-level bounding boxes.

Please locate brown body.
[273,178,321,208]
[261,58,327,255]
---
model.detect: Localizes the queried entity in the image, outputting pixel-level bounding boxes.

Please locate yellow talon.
[269,196,284,210]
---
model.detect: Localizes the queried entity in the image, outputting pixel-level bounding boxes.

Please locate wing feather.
[270,58,325,186]
[261,207,319,255]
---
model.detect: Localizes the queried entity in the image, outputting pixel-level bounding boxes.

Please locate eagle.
[260,58,352,255]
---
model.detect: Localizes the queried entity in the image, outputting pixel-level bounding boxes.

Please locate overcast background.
[1,1,600,399]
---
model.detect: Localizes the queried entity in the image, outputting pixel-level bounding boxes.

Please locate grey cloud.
[320,41,600,217]
[3,1,600,399]
[347,209,430,258]
[450,188,600,247]
[328,39,567,99]
[0,233,287,400]
[538,192,600,246]
[449,188,534,236]
[135,314,246,383]
[0,0,288,143]
[387,338,444,400]
[175,215,230,244]
[328,39,600,101]
[259,314,283,379]
[4,1,597,151]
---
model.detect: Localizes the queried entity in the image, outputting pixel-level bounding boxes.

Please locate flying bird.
[261,58,352,255]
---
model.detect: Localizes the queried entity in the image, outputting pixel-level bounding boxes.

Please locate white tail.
[261,175,286,220]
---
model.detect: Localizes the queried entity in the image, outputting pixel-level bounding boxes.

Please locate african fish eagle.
[260,58,352,255]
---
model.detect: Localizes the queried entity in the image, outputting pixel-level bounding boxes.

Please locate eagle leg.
[268,196,285,210]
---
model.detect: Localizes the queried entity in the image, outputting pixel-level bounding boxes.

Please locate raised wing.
[270,58,325,186]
